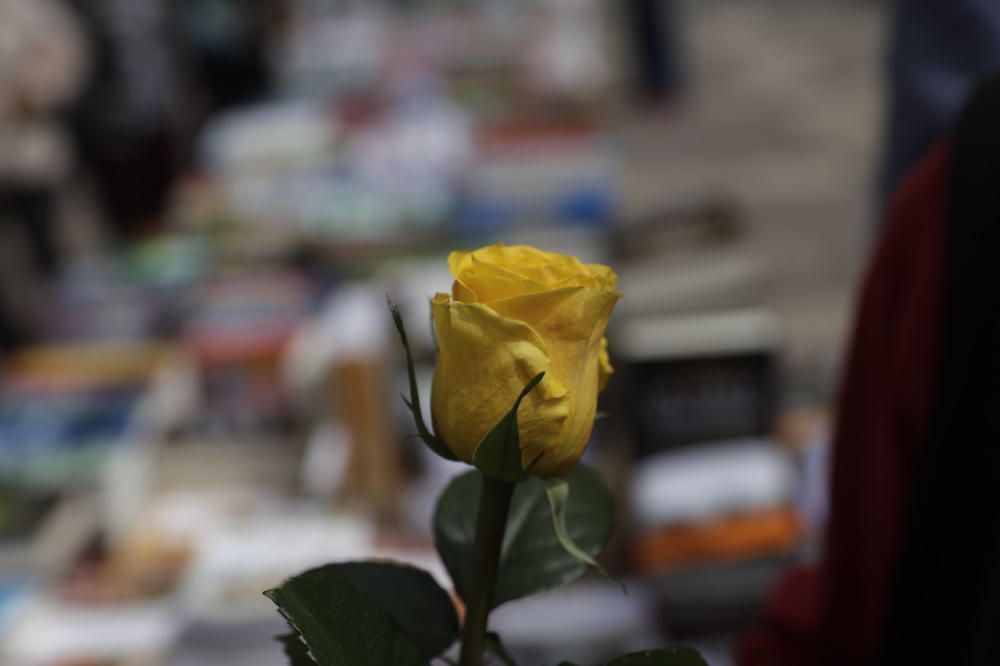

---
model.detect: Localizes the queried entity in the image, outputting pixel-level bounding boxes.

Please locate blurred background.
[0,0,928,664]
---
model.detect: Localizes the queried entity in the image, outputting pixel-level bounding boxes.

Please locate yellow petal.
[585,263,619,291]
[451,279,477,303]
[466,255,548,301]
[483,245,589,286]
[488,287,618,475]
[446,248,477,278]
[448,244,614,302]
[448,249,544,302]
[430,295,570,465]
[438,245,621,476]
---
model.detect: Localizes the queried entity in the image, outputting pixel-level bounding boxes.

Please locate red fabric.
[737,143,951,666]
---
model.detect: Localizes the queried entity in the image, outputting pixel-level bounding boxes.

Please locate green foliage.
[277,632,316,665]
[271,300,706,666]
[434,465,614,608]
[265,561,458,666]
[544,476,621,589]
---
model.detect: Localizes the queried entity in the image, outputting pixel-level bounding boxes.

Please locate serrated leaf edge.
[264,565,436,666]
[265,592,327,666]
[277,629,319,666]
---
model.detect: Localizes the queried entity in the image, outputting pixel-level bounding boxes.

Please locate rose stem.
[459,475,515,666]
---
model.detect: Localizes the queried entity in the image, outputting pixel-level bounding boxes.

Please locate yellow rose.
[430,244,620,477]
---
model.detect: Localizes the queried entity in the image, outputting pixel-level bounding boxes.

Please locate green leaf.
[559,647,708,666]
[485,631,518,666]
[387,295,456,461]
[328,562,459,658]
[434,465,614,608]
[277,631,316,665]
[264,561,458,666]
[544,477,622,591]
[265,570,425,666]
[473,372,546,483]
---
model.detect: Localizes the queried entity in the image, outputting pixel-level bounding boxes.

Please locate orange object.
[633,506,804,573]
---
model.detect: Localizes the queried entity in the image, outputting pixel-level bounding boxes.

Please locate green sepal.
[387,295,456,461]
[544,476,625,593]
[433,465,614,608]
[264,561,458,666]
[473,372,546,482]
[559,647,708,665]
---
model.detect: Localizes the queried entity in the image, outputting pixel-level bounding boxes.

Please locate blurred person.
[881,0,1000,199]
[880,73,1000,666]
[176,0,284,111]
[739,122,947,666]
[740,73,1000,666]
[67,0,286,241]
[67,0,180,240]
[0,0,88,348]
[0,0,87,273]
[624,0,684,105]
